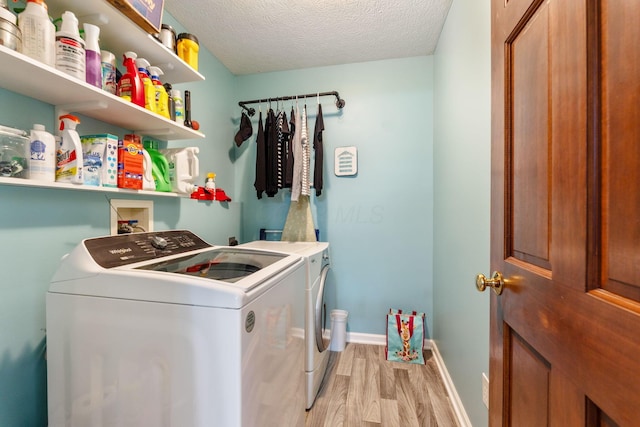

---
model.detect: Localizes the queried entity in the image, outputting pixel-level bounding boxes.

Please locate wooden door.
[489,0,640,425]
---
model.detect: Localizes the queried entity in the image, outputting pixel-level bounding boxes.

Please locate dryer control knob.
[150,235,168,250]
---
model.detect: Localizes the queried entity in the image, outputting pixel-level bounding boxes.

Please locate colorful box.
[107,0,164,34]
[117,135,143,190]
[81,134,118,188]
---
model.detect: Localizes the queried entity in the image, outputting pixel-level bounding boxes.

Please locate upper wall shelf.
[48,0,204,84]
[0,45,203,141]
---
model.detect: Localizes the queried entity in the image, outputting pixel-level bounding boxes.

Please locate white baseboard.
[346,333,470,427]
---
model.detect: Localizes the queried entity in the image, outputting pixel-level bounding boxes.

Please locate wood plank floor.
[305,343,460,427]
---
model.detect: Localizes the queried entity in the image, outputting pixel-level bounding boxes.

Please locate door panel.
[490,0,640,425]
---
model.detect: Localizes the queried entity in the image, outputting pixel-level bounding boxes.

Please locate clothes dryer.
[238,241,335,409]
[47,230,306,427]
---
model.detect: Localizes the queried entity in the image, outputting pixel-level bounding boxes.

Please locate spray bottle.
[148,66,170,119]
[117,51,144,108]
[55,11,85,81]
[55,114,83,184]
[135,57,156,113]
[83,23,101,88]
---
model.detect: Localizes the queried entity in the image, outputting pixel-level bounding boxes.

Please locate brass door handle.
[476,271,504,295]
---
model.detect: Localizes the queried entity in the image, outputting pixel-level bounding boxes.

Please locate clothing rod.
[238,91,345,116]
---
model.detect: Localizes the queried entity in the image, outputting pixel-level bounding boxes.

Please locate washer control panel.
[83,230,212,268]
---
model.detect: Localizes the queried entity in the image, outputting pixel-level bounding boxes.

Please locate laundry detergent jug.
[143,140,171,192]
[160,147,199,194]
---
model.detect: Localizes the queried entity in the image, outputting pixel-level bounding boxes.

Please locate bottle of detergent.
[141,149,155,191]
[135,57,156,113]
[83,23,101,88]
[117,51,144,108]
[55,11,85,81]
[171,89,184,125]
[148,66,170,119]
[18,0,55,66]
[28,123,56,182]
[55,114,83,184]
[160,147,199,194]
[142,140,172,192]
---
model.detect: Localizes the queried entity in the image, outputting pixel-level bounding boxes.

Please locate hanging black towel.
[254,111,266,199]
[313,104,325,196]
[265,109,279,197]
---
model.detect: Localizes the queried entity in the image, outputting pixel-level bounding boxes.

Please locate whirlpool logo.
[109,248,133,255]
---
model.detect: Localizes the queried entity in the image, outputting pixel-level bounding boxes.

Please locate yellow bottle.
[135,57,157,113]
[149,66,170,119]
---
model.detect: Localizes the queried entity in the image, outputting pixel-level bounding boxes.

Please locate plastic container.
[171,89,184,125]
[100,50,117,94]
[143,140,171,192]
[176,32,199,71]
[160,147,199,194]
[18,0,55,66]
[55,11,85,81]
[28,123,55,181]
[117,134,143,189]
[141,149,155,190]
[0,128,29,178]
[83,23,101,88]
[157,23,176,52]
[135,57,156,113]
[55,114,83,184]
[329,310,349,352]
[148,66,170,119]
[117,51,144,107]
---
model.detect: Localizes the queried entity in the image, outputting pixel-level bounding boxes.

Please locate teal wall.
[1,3,495,425]
[0,14,239,426]
[433,0,491,426]
[234,57,434,336]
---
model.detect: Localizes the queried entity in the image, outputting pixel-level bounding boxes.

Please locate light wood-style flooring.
[305,343,460,427]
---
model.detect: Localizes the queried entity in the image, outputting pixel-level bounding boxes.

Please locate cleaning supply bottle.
[117,51,144,108]
[160,147,199,194]
[171,89,184,125]
[142,140,172,192]
[18,0,55,66]
[164,82,176,121]
[28,123,56,182]
[141,149,155,191]
[83,23,101,88]
[205,172,216,200]
[55,11,85,81]
[148,66,170,119]
[135,57,156,113]
[55,114,83,184]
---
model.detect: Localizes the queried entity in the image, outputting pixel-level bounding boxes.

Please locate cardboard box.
[117,135,144,190]
[81,134,119,188]
[107,0,164,34]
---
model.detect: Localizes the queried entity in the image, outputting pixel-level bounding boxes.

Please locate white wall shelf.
[0,176,184,198]
[0,45,203,141]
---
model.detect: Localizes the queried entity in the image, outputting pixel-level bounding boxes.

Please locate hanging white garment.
[301,105,311,196]
[290,104,303,202]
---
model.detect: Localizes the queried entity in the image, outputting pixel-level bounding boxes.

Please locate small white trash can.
[330,309,349,351]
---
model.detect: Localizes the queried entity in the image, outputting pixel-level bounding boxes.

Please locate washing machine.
[238,240,334,409]
[46,230,306,427]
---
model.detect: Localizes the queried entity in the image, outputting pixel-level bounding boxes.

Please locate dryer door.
[314,265,333,352]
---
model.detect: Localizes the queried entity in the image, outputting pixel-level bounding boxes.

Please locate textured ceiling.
[163,0,453,75]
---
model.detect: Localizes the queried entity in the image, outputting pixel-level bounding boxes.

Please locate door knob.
[476,271,504,295]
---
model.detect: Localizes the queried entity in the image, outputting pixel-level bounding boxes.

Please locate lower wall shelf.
[0,176,182,198]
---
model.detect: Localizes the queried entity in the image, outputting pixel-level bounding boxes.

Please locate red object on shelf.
[190,187,232,202]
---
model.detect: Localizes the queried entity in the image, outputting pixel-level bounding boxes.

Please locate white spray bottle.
[56,114,83,184]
